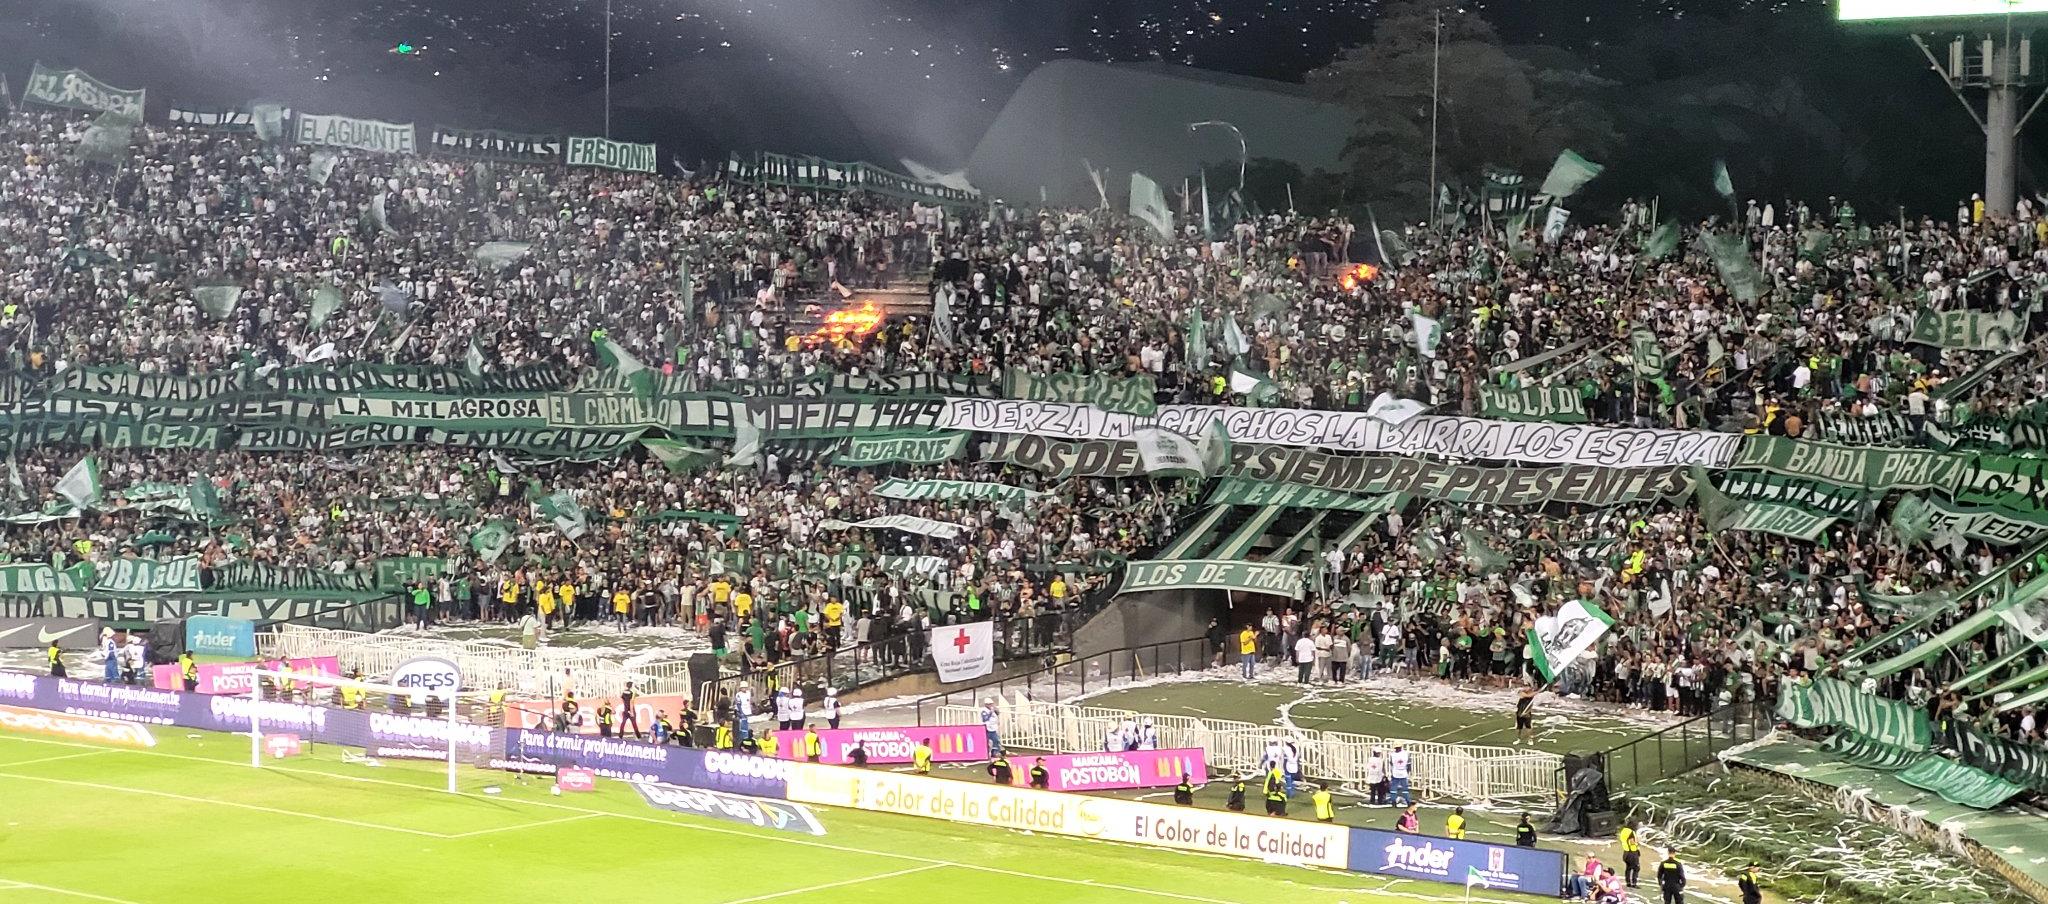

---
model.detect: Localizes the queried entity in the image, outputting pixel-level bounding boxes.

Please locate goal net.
[245,668,500,793]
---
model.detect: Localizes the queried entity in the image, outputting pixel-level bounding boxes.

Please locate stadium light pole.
[603,0,613,138]
[1188,121,1246,198]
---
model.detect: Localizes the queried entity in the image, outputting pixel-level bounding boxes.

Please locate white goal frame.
[248,668,464,793]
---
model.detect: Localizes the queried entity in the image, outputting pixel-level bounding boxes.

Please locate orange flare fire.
[1338,263,1380,290]
[808,300,886,345]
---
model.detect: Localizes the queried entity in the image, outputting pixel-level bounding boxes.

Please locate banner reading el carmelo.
[568,136,657,174]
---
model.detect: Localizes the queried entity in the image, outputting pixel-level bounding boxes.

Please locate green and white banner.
[1207,478,1400,514]
[712,371,994,398]
[1778,677,1932,751]
[940,401,1741,468]
[833,432,968,467]
[94,557,202,595]
[0,563,90,594]
[1913,495,2048,547]
[1002,371,1158,416]
[818,514,964,541]
[1713,471,1868,518]
[428,127,562,165]
[567,136,657,173]
[1527,598,1615,683]
[872,478,1043,503]
[1812,412,1918,446]
[1910,307,2023,351]
[294,113,417,155]
[1220,445,1690,507]
[1478,385,1584,423]
[22,63,145,120]
[1117,559,1308,600]
[640,437,719,472]
[1718,500,1836,541]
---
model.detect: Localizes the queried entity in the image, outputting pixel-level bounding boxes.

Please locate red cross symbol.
[951,628,974,654]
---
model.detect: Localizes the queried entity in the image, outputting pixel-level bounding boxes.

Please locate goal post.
[247,668,491,793]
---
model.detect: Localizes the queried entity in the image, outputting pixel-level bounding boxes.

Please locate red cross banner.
[931,621,995,683]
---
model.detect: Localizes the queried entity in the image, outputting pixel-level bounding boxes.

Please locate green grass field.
[1080,675,1664,756]
[0,728,1557,904]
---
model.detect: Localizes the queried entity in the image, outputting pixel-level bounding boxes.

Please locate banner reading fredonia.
[568,136,657,173]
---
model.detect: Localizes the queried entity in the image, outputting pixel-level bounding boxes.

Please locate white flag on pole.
[55,455,103,511]
[932,621,995,683]
[1367,393,1429,425]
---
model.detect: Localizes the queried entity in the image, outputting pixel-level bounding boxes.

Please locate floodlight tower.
[1843,1,2048,218]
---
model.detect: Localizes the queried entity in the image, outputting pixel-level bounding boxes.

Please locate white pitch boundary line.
[0,877,150,904]
[0,750,113,769]
[0,771,449,839]
[711,864,947,904]
[444,812,600,838]
[0,734,1513,904]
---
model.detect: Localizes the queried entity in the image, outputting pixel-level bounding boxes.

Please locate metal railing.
[693,611,1076,715]
[912,636,1216,722]
[932,697,1563,804]
[1600,701,1775,793]
[261,624,693,700]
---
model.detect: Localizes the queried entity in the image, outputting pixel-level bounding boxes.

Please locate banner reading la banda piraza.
[1118,559,1307,600]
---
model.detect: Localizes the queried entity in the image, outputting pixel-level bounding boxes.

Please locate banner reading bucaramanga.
[943,400,1739,468]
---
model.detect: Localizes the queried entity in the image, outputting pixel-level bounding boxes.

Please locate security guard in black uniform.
[1657,849,1687,904]
[1620,819,1643,887]
[1226,779,1246,812]
[596,701,616,738]
[1262,766,1287,817]
[1027,758,1049,789]
[1514,813,1538,847]
[1737,863,1763,904]
[988,754,1013,785]
[1172,775,1194,805]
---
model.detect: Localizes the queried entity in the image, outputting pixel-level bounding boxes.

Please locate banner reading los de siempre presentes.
[942,400,1739,468]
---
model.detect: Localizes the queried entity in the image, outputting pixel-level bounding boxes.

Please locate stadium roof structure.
[964,60,1353,207]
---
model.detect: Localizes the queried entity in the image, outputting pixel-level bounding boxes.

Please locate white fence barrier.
[938,697,1562,804]
[262,624,693,700]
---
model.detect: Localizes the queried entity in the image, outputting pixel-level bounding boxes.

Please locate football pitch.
[0,729,1556,904]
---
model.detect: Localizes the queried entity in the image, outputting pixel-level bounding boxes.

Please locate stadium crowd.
[3,104,2047,751]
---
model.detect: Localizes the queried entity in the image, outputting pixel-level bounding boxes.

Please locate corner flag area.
[0,729,1557,904]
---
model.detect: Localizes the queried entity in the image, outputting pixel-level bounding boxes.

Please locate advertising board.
[1005,749,1208,792]
[768,725,985,765]
[1346,827,1566,895]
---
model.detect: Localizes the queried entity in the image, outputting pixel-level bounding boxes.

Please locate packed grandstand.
[3,59,2048,904]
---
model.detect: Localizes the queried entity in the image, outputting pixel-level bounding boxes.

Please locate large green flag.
[1642,221,1680,260]
[195,283,240,320]
[469,521,513,562]
[1629,329,1667,378]
[1712,160,1736,200]
[308,285,344,330]
[54,455,102,511]
[1700,230,1764,302]
[1185,307,1210,370]
[535,490,588,540]
[642,437,720,472]
[592,333,654,398]
[1537,149,1604,200]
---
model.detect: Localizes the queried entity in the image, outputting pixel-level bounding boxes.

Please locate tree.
[1308,1,1618,222]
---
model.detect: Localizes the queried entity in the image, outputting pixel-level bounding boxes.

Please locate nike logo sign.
[0,623,33,645]
[38,624,92,644]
